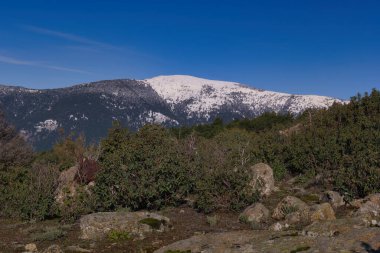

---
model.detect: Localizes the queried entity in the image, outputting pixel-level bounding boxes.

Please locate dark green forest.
[0,89,379,221]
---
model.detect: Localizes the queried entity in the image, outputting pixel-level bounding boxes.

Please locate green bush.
[94,124,193,211]
[335,166,380,201]
[57,185,96,222]
[23,164,60,220]
[192,131,259,213]
[0,164,59,220]
[283,90,380,198]
[0,166,30,218]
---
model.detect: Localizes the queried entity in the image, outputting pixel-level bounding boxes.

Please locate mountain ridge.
[0,75,345,97]
[0,75,344,150]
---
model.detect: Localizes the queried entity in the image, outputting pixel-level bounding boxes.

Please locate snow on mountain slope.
[144,75,342,118]
[144,75,248,102]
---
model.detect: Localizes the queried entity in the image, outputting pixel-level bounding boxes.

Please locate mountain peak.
[143,75,260,105]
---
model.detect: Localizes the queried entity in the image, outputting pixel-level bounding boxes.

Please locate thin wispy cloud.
[0,55,34,65]
[21,25,163,63]
[65,45,102,53]
[0,54,91,74]
[23,25,117,49]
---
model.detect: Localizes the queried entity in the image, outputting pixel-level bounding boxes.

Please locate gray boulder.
[55,165,79,205]
[42,245,64,253]
[309,203,336,222]
[272,196,309,220]
[321,191,345,209]
[240,203,270,224]
[354,193,380,218]
[249,163,275,197]
[24,243,37,252]
[284,208,310,226]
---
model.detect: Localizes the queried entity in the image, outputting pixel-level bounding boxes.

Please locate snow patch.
[35,119,59,133]
[26,89,39,93]
[69,114,89,121]
[140,111,179,125]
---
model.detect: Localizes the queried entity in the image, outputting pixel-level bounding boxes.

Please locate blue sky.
[0,0,379,99]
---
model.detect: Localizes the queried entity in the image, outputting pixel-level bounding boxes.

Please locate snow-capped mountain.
[0,75,343,150]
[145,75,340,120]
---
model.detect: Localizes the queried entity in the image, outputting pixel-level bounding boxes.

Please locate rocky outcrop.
[321,191,345,209]
[65,245,92,252]
[353,193,380,218]
[24,243,38,252]
[270,222,288,231]
[249,163,276,197]
[270,196,312,229]
[79,211,171,240]
[240,203,270,224]
[309,203,336,222]
[55,165,79,205]
[272,196,309,220]
[302,217,369,237]
[284,208,311,227]
[42,245,64,253]
[279,123,303,137]
[154,218,380,253]
[154,230,316,253]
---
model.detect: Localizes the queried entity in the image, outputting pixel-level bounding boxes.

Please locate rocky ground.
[0,207,249,253]
[1,163,380,253]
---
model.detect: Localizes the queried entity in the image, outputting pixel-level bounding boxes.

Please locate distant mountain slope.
[0,75,343,150]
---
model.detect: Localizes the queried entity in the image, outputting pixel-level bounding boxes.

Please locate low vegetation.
[290,246,311,253]
[30,227,66,242]
[107,230,131,241]
[0,89,379,221]
[206,215,218,227]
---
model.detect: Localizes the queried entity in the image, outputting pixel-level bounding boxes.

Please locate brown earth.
[0,206,249,253]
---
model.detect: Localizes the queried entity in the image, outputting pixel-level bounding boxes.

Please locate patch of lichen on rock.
[299,194,320,204]
[107,230,131,241]
[139,217,165,230]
